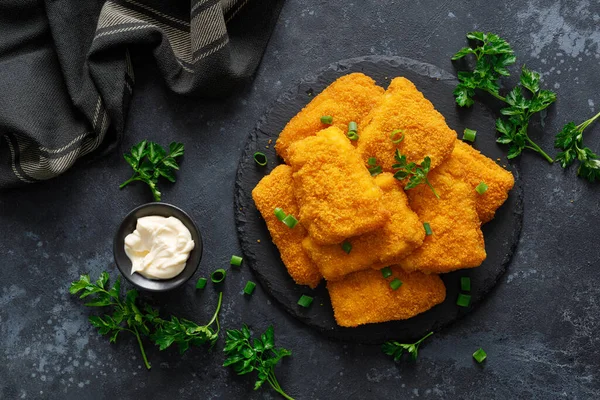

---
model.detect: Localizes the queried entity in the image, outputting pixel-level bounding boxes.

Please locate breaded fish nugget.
[327,266,446,327]
[302,173,424,281]
[440,140,514,223]
[287,126,389,245]
[275,73,384,162]
[252,165,322,288]
[357,77,456,171]
[399,170,486,274]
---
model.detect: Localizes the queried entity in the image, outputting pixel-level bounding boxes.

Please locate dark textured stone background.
[1,0,599,398]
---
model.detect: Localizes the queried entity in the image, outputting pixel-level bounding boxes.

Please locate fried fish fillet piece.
[302,173,424,281]
[399,169,487,274]
[287,126,389,245]
[357,77,456,171]
[440,140,515,223]
[327,266,446,327]
[252,165,322,288]
[275,73,385,162]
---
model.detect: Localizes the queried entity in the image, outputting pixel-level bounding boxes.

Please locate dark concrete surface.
[1,1,599,399]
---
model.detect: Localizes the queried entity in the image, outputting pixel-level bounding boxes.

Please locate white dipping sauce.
[124,216,195,280]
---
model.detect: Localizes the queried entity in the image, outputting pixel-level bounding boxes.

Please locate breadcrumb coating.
[275,73,384,162]
[252,165,322,288]
[357,77,456,172]
[327,266,446,327]
[287,126,389,245]
[251,73,514,327]
[441,140,515,223]
[302,173,424,281]
[399,168,487,274]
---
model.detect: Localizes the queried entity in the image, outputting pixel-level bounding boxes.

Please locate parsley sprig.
[494,68,557,162]
[451,32,516,106]
[223,325,294,400]
[392,150,439,198]
[555,111,600,182]
[70,272,222,370]
[452,32,556,163]
[70,273,153,368]
[149,292,223,354]
[119,140,185,201]
[382,331,434,362]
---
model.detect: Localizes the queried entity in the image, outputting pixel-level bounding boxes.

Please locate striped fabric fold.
[0,0,284,188]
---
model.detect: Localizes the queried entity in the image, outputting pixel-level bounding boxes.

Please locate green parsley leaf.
[465,31,486,42]
[119,140,185,201]
[223,325,294,399]
[168,142,185,158]
[382,332,434,362]
[519,66,540,93]
[161,157,180,170]
[451,46,475,60]
[147,142,166,164]
[555,112,600,182]
[554,122,580,168]
[392,150,439,198]
[156,166,177,183]
[130,140,147,164]
[150,292,223,353]
[453,83,475,107]
[69,274,91,294]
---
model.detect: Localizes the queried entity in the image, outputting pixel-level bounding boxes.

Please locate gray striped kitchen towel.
[0,0,283,189]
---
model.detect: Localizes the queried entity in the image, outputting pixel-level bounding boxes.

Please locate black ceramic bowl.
[113,202,202,292]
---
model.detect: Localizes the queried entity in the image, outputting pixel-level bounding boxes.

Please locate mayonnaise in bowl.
[124,216,195,280]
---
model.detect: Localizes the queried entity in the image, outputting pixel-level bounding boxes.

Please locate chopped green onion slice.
[390,278,403,290]
[341,241,352,254]
[381,267,393,278]
[476,182,488,195]
[320,115,333,124]
[243,281,256,295]
[368,157,378,166]
[423,222,433,236]
[461,277,471,292]
[195,278,207,289]
[230,255,243,266]
[390,129,405,144]
[274,207,287,221]
[297,295,313,308]
[348,121,358,132]
[282,214,298,228]
[473,348,487,363]
[368,165,383,176]
[456,293,471,307]
[253,152,268,166]
[211,269,226,283]
[463,128,477,142]
[347,131,359,141]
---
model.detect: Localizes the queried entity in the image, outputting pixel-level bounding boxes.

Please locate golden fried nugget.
[252,165,322,288]
[399,170,486,274]
[327,266,446,327]
[439,140,514,223]
[275,73,385,162]
[357,77,456,171]
[302,173,424,281]
[287,126,389,245]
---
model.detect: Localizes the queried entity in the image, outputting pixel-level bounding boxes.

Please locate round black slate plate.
[234,56,524,343]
